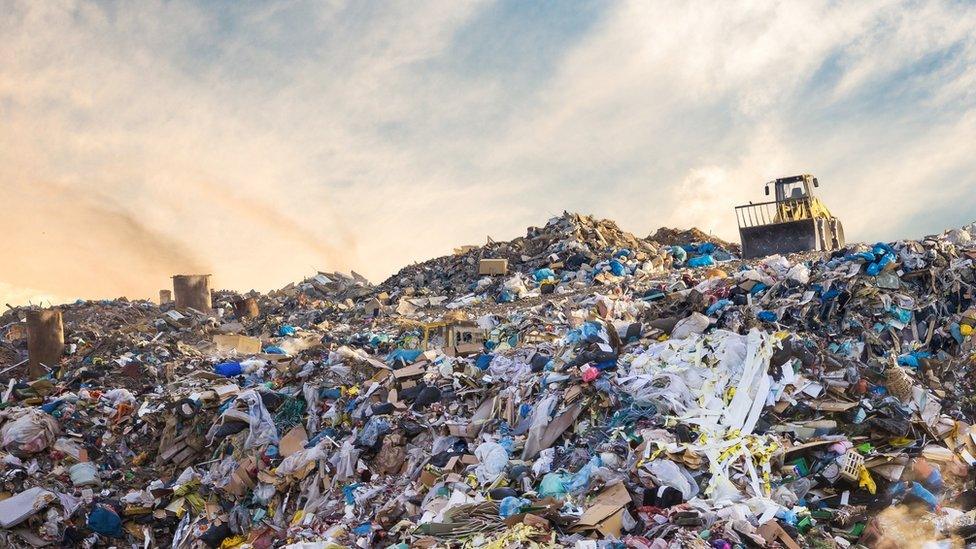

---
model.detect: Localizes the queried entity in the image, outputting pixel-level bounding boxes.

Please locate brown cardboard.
[758,521,801,549]
[478,258,508,276]
[573,482,631,537]
[279,425,308,457]
[213,334,262,354]
[393,363,426,379]
[225,457,257,497]
[419,469,439,487]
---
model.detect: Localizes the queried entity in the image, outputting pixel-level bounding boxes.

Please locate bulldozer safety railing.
[735,198,815,229]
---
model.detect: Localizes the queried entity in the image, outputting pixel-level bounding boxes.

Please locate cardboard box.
[572,482,632,537]
[478,258,508,276]
[213,334,261,355]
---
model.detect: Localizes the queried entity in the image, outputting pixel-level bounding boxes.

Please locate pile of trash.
[381,212,673,302]
[648,227,738,253]
[3,213,976,548]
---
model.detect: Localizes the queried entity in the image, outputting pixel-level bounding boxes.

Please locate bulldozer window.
[778,182,808,201]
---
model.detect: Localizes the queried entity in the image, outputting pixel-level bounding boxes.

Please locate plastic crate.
[839,451,864,482]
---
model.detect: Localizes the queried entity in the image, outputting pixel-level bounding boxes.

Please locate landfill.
[4,212,976,548]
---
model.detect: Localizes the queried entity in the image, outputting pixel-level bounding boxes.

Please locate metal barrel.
[232,296,260,319]
[27,308,64,379]
[172,274,212,312]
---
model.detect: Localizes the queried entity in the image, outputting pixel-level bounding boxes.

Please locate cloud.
[2,0,975,305]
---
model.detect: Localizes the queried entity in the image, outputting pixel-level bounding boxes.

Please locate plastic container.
[838,451,864,482]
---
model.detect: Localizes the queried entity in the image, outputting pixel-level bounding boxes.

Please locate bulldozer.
[735,174,845,259]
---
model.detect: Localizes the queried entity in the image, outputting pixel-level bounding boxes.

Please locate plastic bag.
[1,408,60,454]
[101,388,136,407]
[687,254,714,268]
[215,361,243,377]
[238,390,278,449]
[671,312,710,339]
[565,456,601,493]
[786,263,810,284]
[645,459,699,500]
[87,504,122,536]
[499,496,529,518]
[532,448,555,476]
[538,472,569,497]
[474,441,508,485]
[69,462,99,486]
[534,268,556,282]
[355,417,390,448]
[670,246,687,265]
[276,439,329,477]
[252,483,276,505]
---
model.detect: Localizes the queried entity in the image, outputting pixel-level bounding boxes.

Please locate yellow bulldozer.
[735,174,845,259]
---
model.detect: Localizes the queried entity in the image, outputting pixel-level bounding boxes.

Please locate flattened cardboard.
[213,334,262,355]
[573,482,631,537]
[279,425,308,457]
[393,363,426,379]
[758,521,801,549]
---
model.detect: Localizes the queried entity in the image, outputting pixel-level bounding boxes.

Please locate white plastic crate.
[838,451,864,482]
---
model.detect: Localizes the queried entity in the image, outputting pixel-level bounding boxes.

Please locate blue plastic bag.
[564,456,601,493]
[387,348,422,365]
[499,496,529,518]
[87,504,122,537]
[538,472,569,497]
[215,361,243,377]
[867,253,894,276]
[687,255,714,268]
[897,352,930,369]
[706,299,732,316]
[609,259,626,276]
[911,482,939,510]
[757,311,778,322]
[475,353,494,370]
[534,268,556,282]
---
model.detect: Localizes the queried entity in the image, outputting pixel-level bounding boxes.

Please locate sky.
[2,0,975,306]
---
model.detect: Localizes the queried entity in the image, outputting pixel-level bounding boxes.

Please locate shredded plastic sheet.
[618,329,782,504]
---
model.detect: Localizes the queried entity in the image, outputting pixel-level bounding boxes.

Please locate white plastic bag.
[1,408,60,454]
[238,390,278,449]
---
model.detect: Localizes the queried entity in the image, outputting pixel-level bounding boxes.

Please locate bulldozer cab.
[766,174,817,201]
[764,175,827,223]
[736,174,844,259]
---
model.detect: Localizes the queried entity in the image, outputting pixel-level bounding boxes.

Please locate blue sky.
[2,0,975,304]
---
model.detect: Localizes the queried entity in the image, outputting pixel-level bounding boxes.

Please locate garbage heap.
[2,214,976,548]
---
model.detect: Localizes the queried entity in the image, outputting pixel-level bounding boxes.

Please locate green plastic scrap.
[273,396,306,431]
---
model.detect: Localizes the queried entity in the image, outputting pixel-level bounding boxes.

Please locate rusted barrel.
[27,309,64,379]
[172,274,212,312]
[232,297,260,319]
[159,289,173,304]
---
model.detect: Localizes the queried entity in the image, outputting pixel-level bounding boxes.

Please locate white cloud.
[1,0,975,305]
